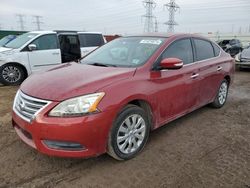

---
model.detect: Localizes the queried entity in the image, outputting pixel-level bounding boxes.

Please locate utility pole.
[164,0,180,33]
[16,14,25,31]
[142,0,156,33]
[33,15,43,30]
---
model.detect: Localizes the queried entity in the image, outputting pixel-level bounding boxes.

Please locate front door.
[149,38,200,127]
[27,34,61,73]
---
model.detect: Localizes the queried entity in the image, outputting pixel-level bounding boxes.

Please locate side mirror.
[28,44,37,51]
[160,58,183,70]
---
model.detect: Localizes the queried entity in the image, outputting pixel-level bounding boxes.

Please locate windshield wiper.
[88,62,117,67]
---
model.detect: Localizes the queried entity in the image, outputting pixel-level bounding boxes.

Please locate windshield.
[81,37,166,67]
[0,36,13,47]
[5,33,38,49]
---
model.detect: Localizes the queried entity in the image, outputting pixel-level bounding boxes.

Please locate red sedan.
[12,33,234,160]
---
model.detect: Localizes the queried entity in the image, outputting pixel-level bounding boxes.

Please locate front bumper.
[235,61,250,66]
[12,105,116,158]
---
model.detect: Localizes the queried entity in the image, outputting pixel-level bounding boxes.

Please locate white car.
[235,45,250,69]
[0,31,106,85]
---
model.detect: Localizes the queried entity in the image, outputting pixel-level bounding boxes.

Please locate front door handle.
[191,73,199,79]
[52,52,59,55]
[217,66,222,71]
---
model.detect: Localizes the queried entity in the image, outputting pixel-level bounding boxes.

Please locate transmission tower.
[33,15,43,30]
[16,14,25,31]
[142,0,156,33]
[164,0,180,33]
[155,19,158,32]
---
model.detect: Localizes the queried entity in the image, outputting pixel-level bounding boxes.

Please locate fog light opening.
[43,140,85,151]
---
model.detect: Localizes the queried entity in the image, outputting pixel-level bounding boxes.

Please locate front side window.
[79,34,104,47]
[5,33,38,49]
[31,34,58,50]
[81,37,166,67]
[161,38,194,65]
[194,39,214,61]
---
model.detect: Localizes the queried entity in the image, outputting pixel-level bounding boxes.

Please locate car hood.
[241,48,250,59]
[0,47,13,53]
[21,62,136,101]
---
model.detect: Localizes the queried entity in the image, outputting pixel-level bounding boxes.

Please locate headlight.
[235,53,241,62]
[49,92,105,117]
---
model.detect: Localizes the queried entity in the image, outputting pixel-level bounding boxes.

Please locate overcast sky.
[0,0,250,34]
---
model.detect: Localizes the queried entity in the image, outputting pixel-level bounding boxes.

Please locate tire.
[0,64,25,86]
[107,105,150,160]
[210,79,229,108]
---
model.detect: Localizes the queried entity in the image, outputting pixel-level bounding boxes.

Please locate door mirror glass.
[160,58,183,69]
[28,44,37,51]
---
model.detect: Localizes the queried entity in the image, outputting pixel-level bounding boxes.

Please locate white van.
[0,31,106,85]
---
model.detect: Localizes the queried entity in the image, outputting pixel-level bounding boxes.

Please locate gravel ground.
[0,69,249,188]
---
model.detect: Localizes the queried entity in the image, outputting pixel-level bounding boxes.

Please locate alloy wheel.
[2,65,21,83]
[218,82,228,105]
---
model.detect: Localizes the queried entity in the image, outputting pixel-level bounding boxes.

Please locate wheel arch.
[121,98,155,130]
[224,75,231,85]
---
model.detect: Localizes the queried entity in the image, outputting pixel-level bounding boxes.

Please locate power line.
[33,15,43,30]
[142,0,156,33]
[16,14,25,31]
[164,0,180,33]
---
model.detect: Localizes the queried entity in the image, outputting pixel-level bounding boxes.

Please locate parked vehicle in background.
[104,35,121,42]
[0,31,106,85]
[12,33,234,160]
[235,45,250,69]
[0,35,17,47]
[217,39,243,57]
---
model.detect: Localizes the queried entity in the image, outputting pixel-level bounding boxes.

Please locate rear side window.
[162,38,194,65]
[194,39,214,61]
[212,43,220,56]
[79,34,104,47]
[32,34,58,50]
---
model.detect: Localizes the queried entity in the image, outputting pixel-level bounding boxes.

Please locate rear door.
[150,38,200,126]
[27,34,61,73]
[192,38,223,105]
[78,33,105,57]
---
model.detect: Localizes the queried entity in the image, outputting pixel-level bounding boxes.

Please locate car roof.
[125,33,208,39]
[28,30,103,35]
[29,31,56,34]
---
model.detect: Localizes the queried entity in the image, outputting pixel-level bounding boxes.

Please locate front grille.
[13,90,51,123]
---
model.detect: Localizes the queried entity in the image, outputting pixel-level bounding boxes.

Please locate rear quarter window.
[212,43,221,56]
[79,34,104,47]
[194,39,214,61]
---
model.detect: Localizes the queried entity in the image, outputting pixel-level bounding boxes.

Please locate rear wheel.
[210,79,229,108]
[107,105,150,160]
[0,64,25,85]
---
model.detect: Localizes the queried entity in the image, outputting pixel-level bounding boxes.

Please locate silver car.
[235,45,250,69]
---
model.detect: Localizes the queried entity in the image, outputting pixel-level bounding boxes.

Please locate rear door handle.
[191,73,199,79]
[217,66,222,71]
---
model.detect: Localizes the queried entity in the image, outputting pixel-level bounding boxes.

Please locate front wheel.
[107,105,150,160]
[0,64,25,85]
[210,79,229,108]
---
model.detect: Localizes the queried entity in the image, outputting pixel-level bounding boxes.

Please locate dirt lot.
[0,70,249,188]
